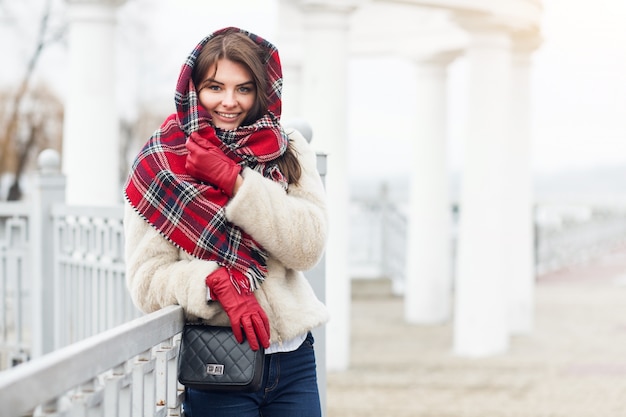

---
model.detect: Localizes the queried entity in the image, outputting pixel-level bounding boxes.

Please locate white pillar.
[453,18,513,357]
[405,51,459,324]
[277,0,304,123]
[506,32,542,334]
[63,0,124,205]
[298,1,357,371]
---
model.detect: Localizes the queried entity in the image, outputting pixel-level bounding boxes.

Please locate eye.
[238,85,255,94]
[199,80,222,92]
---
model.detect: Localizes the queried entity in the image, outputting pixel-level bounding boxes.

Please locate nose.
[221,90,237,107]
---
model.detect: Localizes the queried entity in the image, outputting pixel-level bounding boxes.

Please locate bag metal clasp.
[206,364,225,376]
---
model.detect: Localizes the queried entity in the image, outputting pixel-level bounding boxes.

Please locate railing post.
[311,152,327,414]
[292,119,328,413]
[30,149,66,357]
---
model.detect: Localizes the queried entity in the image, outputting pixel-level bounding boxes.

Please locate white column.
[453,18,513,357]
[63,0,124,205]
[506,33,542,334]
[298,1,357,371]
[277,0,304,123]
[405,51,459,324]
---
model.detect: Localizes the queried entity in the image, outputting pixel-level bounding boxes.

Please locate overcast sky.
[3,0,626,182]
[530,0,626,174]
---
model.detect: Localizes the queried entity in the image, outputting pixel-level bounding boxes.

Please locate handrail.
[0,305,184,416]
[0,202,30,216]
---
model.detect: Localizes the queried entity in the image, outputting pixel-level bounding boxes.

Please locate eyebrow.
[201,78,254,88]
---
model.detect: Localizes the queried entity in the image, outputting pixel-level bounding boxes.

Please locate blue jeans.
[183,332,321,417]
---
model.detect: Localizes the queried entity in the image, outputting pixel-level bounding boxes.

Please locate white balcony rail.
[0,305,184,417]
[349,181,626,289]
[534,203,626,274]
[1,200,140,368]
[0,202,31,367]
[51,204,138,349]
[0,149,147,368]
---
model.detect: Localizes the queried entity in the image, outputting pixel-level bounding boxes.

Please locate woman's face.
[197,58,256,130]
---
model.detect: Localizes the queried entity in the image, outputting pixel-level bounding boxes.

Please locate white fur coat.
[124,129,330,344]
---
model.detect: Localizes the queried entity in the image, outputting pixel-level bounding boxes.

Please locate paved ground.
[326,247,626,417]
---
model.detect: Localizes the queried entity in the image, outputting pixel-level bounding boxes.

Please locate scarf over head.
[124,27,289,294]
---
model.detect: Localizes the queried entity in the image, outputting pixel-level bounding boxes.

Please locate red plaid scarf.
[124,27,288,293]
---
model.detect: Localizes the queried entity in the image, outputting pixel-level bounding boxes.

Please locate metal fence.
[0,150,140,369]
[535,202,626,274]
[51,204,136,347]
[348,185,626,289]
[0,201,31,367]
[0,305,184,417]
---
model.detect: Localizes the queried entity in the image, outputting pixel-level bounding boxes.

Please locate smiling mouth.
[216,112,239,119]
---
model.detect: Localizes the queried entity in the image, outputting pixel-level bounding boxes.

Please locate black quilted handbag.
[177,324,265,392]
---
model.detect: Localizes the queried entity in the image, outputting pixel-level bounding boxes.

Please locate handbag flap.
[178,324,264,391]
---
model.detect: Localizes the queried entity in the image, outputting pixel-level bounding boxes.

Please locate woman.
[123,27,329,416]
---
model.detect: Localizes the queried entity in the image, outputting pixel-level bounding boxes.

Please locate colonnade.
[62,0,542,371]
[279,0,541,366]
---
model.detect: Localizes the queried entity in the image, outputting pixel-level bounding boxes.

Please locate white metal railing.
[0,202,31,367]
[0,150,141,369]
[348,182,410,294]
[535,203,626,274]
[0,305,184,417]
[349,184,626,289]
[51,204,139,349]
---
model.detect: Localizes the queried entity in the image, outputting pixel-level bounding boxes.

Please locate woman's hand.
[185,132,242,197]
[206,268,270,351]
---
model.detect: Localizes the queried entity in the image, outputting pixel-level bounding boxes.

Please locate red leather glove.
[206,268,270,351]
[185,132,242,197]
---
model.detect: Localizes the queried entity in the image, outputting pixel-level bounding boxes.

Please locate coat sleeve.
[123,203,222,320]
[224,129,328,272]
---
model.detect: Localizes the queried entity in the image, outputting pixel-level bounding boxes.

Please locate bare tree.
[0,0,65,200]
[5,85,64,201]
[119,106,168,182]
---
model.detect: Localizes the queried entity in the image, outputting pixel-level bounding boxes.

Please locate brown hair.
[192,29,269,125]
[193,29,301,185]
